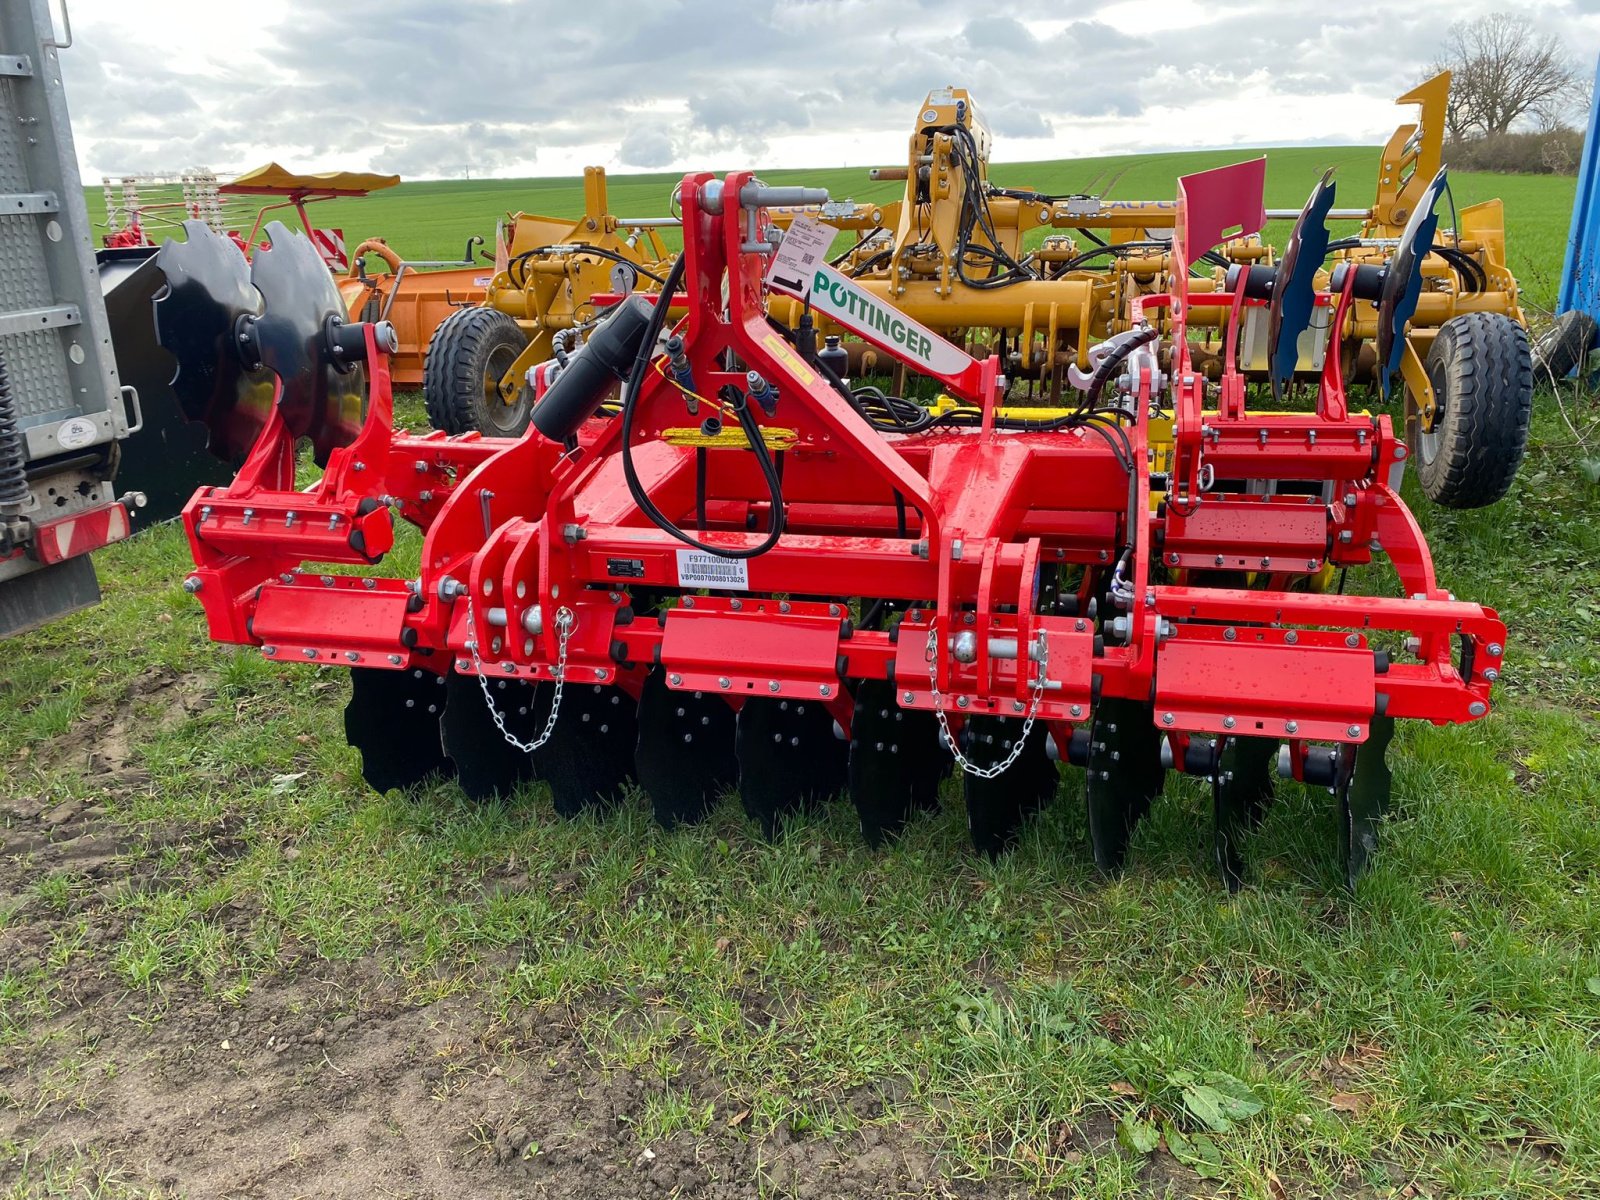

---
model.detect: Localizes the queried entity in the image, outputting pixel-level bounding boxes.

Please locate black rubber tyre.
[1410,312,1533,509]
[423,307,530,436]
[1530,310,1597,382]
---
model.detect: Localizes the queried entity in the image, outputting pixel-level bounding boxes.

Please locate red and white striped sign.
[31,503,132,566]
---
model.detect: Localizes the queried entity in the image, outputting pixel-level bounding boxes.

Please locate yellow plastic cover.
[221,163,401,196]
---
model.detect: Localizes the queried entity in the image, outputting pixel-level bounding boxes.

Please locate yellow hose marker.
[661,427,800,450]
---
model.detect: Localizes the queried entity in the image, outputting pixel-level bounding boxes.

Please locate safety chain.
[925,624,1049,780]
[464,596,574,754]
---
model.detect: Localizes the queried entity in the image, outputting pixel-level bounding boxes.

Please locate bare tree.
[1428,12,1581,138]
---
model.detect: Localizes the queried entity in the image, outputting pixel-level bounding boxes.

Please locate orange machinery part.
[338,240,488,388]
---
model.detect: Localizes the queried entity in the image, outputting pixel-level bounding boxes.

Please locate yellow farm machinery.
[431,74,1532,512]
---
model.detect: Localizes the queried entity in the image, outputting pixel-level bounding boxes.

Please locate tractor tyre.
[1530,310,1597,382]
[1409,312,1532,509]
[423,307,531,436]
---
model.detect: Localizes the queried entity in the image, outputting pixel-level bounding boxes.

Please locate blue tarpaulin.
[1558,56,1600,316]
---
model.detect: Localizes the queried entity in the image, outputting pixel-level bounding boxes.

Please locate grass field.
[3,150,1596,1198]
[83,147,1578,312]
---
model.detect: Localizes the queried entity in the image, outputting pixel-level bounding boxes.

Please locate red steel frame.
[182,167,1504,772]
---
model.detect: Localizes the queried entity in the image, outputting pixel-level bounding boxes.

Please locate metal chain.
[925,624,1049,780]
[463,596,574,753]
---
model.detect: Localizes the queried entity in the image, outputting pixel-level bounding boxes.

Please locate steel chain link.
[463,596,574,754]
[925,624,1049,780]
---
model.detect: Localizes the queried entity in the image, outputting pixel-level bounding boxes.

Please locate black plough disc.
[961,714,1058,857]
[1086,698,1166,874]
[736,696,847,837]
[847,680,944,846]
[534,682,638,816]
[1212,735,1278,892]
[152,220,274,459]
[440,671,540,802]
[1340,715,1395,886]
[1267,170,1335,402]
[634,669,737,828]
[344,666,454,793]
[251,220,365,464]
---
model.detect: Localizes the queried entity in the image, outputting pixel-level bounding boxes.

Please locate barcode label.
[675,549,750,591]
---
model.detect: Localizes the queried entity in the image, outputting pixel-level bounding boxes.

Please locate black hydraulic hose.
[0,348,30,511]
[619,256,786,559]
[509,243,669,290]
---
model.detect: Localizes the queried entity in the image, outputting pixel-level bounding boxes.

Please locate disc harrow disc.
[1212,736,1278,891]
[152,220,273,460]
[736,696,847,837]
[534,682,638,816]
[1267,170,1335,402]
[440,672,541,801]
[344,666,454,793]
[847,680,944,846]
[634,669,737,828]
[1340,714,1394,886]
[1085,698,1166,873]
[960,715,1058,857]
[251,220,365,464]
[1376,170,1446,394]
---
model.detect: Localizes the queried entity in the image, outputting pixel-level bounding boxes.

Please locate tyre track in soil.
[0,671,1031,1199]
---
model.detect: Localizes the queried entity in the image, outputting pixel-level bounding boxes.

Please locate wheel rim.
[1417,361,1447,466]
[1418,418,1442,466]
[480,343,526,435]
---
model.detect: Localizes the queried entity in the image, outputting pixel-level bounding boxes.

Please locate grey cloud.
[56,0,1600,181]
[620,126,678,169]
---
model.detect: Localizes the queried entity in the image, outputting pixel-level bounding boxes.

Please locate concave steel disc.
[251,220,365,464]
[1267,170,1336,402]
[152,220,273,460]
[1375,169,1447,396]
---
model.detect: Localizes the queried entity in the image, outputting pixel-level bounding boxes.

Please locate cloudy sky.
[54,0,1600,184]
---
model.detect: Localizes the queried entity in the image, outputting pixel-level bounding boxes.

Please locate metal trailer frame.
[0,0,136,638]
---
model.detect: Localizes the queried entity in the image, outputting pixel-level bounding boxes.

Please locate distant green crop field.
[83,149,1578,310]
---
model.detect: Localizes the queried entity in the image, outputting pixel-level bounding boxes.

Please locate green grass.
[2,387,1599,1195]
[80,148,1578,311]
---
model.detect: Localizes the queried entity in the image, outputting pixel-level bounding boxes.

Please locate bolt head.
[1347,725,1362,738]
[718,677,731,689]
[183,577,202,594]
[903,691,915,704]
[1223,716,1236,729]
[956,695,968,708]
[669,673,682,687]
[1161,712,1175,726]
[263,646,277,657]
[1070,704,1083,718]
[1469,701,1488,717]
[1285,720,1299,734]
[769,681,781,693]
[1484,668,1499,682]
[1487,643,1503,657]
[820,684,833,698]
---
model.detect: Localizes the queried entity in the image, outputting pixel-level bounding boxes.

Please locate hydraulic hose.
[619,254,787,559]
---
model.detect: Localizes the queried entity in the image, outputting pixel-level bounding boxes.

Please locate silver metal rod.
[1264,207,1372,221]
